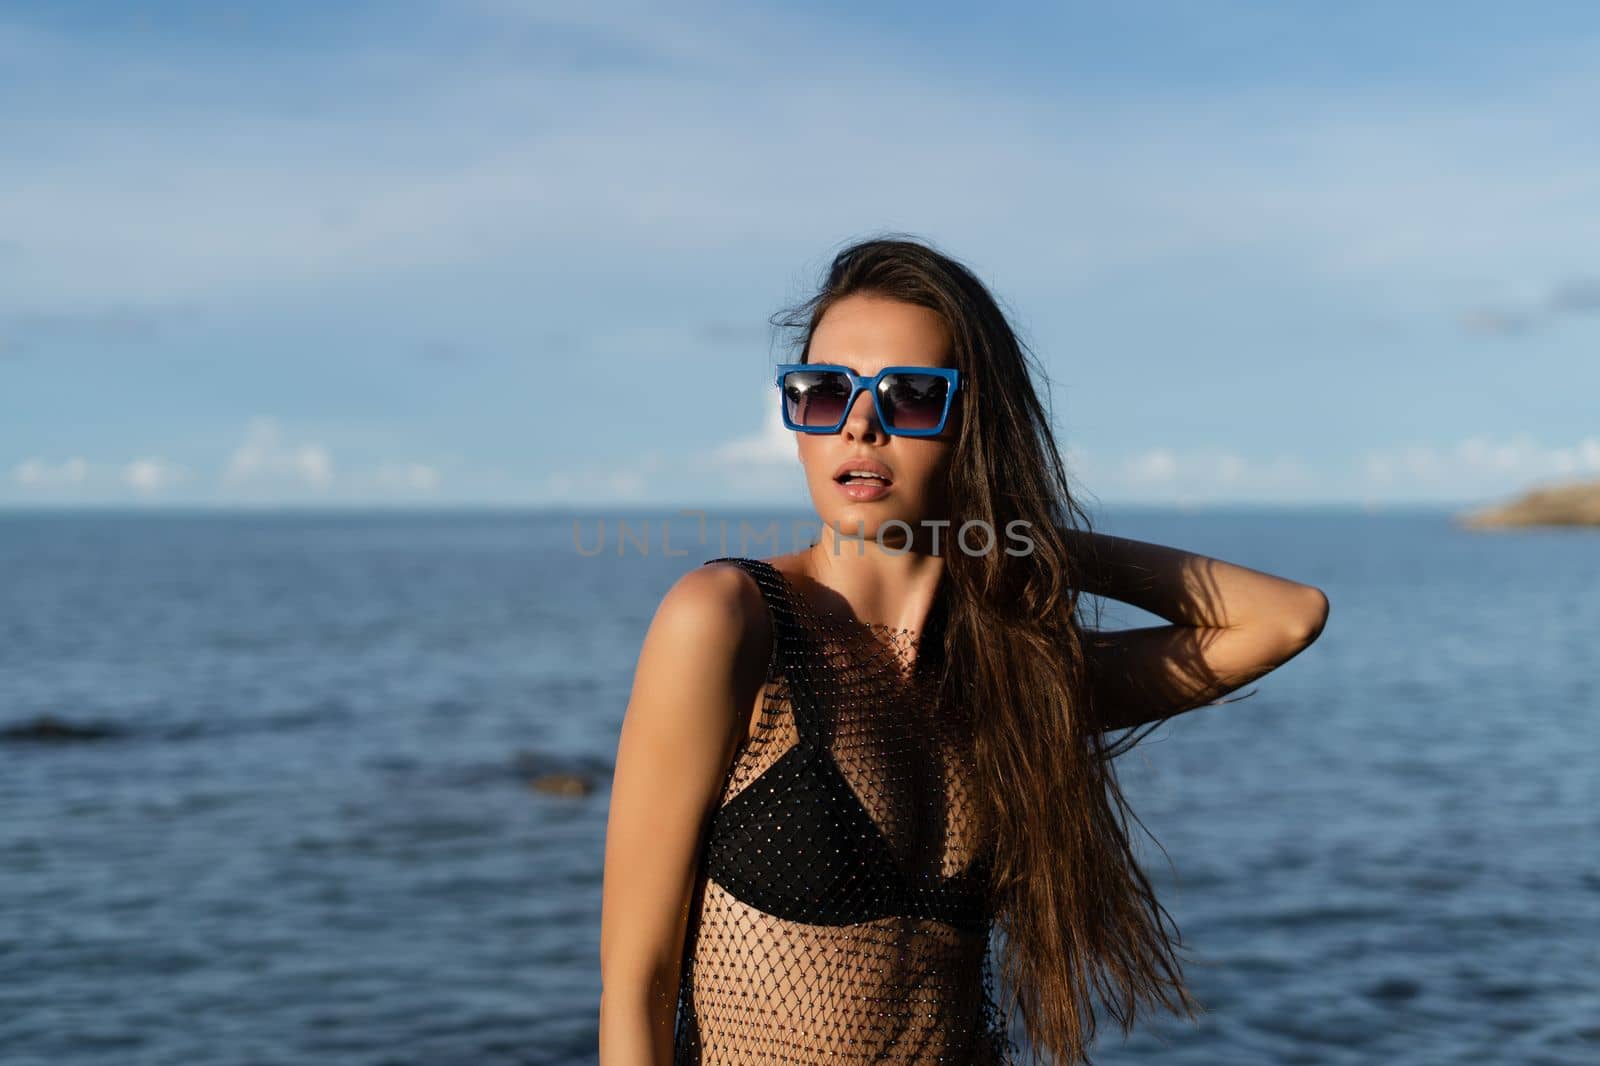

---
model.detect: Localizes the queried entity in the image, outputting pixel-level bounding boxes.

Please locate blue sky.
[4,1,1598,509]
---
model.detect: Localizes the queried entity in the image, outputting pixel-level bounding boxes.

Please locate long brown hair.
[772,234,1210,1063]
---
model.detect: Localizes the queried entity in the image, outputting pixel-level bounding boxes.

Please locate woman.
[598,237,1330,1064]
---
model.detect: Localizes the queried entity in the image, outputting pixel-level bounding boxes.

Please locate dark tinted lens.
[782,370,853,428]
[877,373,950,430]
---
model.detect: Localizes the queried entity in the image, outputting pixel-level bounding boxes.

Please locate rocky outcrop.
[1457,478,1600,528]
[1,715,123,742]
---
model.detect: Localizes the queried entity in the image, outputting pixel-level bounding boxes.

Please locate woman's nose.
[841,388,883,441]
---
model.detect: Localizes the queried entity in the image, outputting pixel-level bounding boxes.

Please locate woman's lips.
[832,457,894,483]
[835,478,891,501]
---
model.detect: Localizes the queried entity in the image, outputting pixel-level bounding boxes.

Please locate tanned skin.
[597,294,1329,1064]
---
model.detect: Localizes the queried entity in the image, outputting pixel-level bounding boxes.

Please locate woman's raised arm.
[1066,530,1330,733]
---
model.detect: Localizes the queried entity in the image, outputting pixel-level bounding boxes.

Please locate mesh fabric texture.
[672,556,1015,1064]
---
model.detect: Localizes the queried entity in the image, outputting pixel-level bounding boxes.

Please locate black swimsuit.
[672,556,1013,1063]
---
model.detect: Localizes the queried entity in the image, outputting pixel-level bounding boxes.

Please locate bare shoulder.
[628,563,773,724]
[652,561,771,655]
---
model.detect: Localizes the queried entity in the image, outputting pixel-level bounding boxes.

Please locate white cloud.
[1362,434,1600,488]
[13,456,89,487]
[1066,436,1600,505]
[12,454,185,497]
[710,405,794,466]
[537,401,806,504]
[521,423,1600,507]
[546,469,647,501]
[2,439,452,502]
[124,457,187,493]
[372,463,441,492]
[223,417,334,489]
[211,417,447,501]
[1099,447,1313,494]
[1123,449,1181,483]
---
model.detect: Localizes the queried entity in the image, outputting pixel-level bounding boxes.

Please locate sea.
[1,507,1596,1065]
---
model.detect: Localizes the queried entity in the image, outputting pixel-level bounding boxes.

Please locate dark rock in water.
[1458,478,1600,528]
[514,747,609,797]
[530,772,593,796]
[1367,976,1422,1003]
[1,715,122,743]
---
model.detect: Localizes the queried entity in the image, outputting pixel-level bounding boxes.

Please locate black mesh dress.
[672,557,1016,1064]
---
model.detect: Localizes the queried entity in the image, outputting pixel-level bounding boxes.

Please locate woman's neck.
[799,528,947,636]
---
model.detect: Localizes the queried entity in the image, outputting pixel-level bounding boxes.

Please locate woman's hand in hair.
[1065,529,1329,730]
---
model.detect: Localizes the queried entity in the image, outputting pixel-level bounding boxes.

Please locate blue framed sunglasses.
[775,363,961,437]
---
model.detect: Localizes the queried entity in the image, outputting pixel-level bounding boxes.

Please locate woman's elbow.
[1284,585,1330,648]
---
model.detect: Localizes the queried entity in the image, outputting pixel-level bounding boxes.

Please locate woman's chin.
[810,504,926,551]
